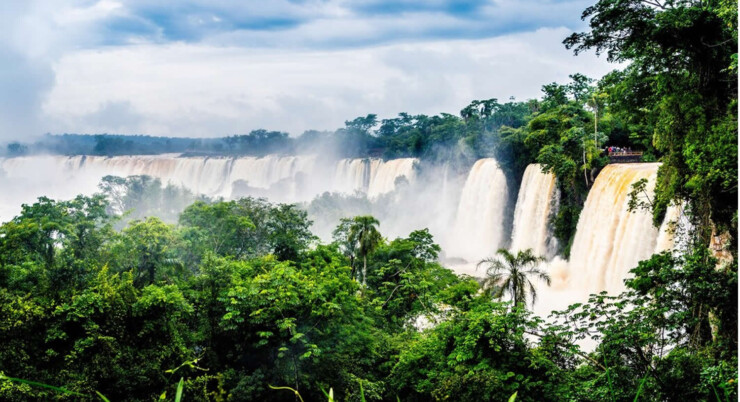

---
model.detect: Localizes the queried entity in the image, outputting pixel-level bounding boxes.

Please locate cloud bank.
[0,0,614,140]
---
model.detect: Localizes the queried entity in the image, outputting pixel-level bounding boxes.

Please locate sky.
[0,0,618,140]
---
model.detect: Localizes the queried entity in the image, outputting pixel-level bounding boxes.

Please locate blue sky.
[0,0,615,139]
[97,0,590,46]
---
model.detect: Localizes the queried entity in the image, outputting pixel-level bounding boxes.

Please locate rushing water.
[0,155,683,315]
[567,163,662,296]
[0,154,417,221]
[446,158,509,263]
[510,164,559,259]
[367,158,417,198]
[531,163,682,319]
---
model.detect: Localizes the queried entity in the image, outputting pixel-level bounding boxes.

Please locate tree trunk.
[350,255,356,281]
[362,255,367,287]
[583,146,589,188]
[594,104,599,148]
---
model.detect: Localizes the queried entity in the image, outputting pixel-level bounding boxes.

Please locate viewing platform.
[608,151,643,163]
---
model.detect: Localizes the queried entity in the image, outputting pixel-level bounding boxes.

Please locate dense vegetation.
[0,0,736,400]
[0,188,735,400]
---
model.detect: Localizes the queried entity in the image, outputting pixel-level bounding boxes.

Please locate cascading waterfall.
[510,164,559,259]
[333,159,371,194]
[0,154,419,222]
[655,203,686,254]
[1,153,689,319]
[332,158,417,197]
[447,158,509,262]
[367,158,416,198]
[567,163,662,295]
[532,163,686,322]
[229,155,317,200]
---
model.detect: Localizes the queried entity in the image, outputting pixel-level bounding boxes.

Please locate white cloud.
[55,1,124,25]
[1,0,614,141]
[42,27,614,137]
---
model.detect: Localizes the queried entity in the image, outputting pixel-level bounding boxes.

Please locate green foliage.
[179,198,315,265]
[545,246,737,401]
[0,186,735,401]
[477,249,551,309]
[565,0,738,242]
[0,1,737,399]
[389,301,565,401]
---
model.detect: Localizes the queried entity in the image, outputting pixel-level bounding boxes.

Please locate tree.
[347,216,382,287]
[266,203,315,262]
[178,200,256,264]
[98,175,200,225]
[344,114,378,134]
[389,300,564,401]
[477,248,551,308]
[107,217,179,286]
[5,142,28,156]
[332,218,359,275]
[564,0,738,242]
[0,195,113,272]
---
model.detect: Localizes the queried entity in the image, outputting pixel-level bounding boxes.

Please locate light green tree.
[477,248,551,308]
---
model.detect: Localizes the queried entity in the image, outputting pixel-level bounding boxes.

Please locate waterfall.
[447,158,509,262]
[568,163,661,295]
[229,155,316,198]
[655,203,687,254]
[367,158,416,198]
[333,159,371,194]
[510,164,559,259]
[332,158,417,197]
[0,154,423,223]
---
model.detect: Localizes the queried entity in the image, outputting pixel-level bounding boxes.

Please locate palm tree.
[477,248,551,308]
[348,215,382,287]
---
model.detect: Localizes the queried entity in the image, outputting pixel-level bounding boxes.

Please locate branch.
[382,284,403,308]
[641,0,668,10]
[700,37,734,48]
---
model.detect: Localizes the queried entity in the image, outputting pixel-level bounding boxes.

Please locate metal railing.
[608,151,643,163]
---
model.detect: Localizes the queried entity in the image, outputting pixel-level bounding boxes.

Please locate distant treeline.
[2,132,290,158]
[0,92,633,168]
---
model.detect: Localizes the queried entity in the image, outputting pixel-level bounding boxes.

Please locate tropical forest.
[0,0,736,401]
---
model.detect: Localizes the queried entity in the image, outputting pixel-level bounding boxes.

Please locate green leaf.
[0,375,88,398]
[175,377,184,402]
[95,391,112,402]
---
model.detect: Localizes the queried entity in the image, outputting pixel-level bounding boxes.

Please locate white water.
[567,163,662,296]
[367,158,417,198]
[230,155,314,191]
[532,163,685,327]
[447,158,509,263]
[331,158,417,198]
[0,154,685,310]
[510,164,559,259]
[0,154,418,223]
[333,159,370,194]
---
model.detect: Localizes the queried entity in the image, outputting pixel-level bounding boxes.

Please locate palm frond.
[479,248,551,308]
[528,280,537,307]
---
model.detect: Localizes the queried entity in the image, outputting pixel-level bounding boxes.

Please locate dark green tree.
[347,215,382,287]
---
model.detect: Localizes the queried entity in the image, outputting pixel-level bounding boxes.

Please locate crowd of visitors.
[606,146,633,155]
